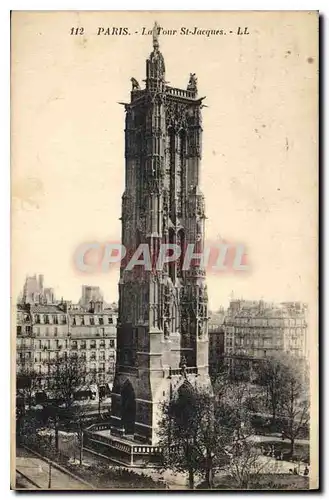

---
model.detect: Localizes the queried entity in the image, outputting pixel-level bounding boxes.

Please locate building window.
[71,341,78,350]
[99,351,105,361]
[100,340,105,348]
[99,317,103,325]
[90,340,96,349]
[26,326,31,334]
[89,363,96,374]
[109,317,113,324]
[81,316,85,326]
[45,327,49,337]
[90,317,95,326]
[80,341,86,349]
[90,351,96,361]
[17,326,21,335]
[99,363,105,372]
[109,340,115,349]
[61,315,66,325]
[53,315,58,324]
[54,327,58,336]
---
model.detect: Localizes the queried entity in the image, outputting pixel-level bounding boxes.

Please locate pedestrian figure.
[281,430,285,441]
[280,452,284,461]
[293,467,298,475]
[304,466,309,476]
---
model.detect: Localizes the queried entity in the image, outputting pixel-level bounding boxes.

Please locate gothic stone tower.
[111,24,211,444]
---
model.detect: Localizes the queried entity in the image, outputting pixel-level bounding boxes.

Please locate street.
[16,447,91,490]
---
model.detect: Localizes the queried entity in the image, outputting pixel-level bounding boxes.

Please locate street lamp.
[48,463,52,489]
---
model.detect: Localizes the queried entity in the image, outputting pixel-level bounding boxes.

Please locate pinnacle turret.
[146,21,166,91]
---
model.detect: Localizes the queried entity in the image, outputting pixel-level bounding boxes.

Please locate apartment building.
[223,300,308,360]
[16,281,118,392]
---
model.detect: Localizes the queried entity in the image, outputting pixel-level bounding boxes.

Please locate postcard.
[11,11,318,490]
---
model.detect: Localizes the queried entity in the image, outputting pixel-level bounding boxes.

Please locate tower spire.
[146,21,165,90]
[152,21,160,51]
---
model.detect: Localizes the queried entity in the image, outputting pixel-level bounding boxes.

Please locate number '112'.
[70,27,84,35]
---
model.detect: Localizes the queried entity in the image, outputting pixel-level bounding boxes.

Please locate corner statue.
[187,73,198,92]
[130,77,140,91]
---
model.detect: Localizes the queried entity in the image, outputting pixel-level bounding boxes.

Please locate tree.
[66,404,87,465]
[44,353,89,451]
[254,354,309,457]
[279,361,310,457]
[16,367,40,412]
[46,354,88,409]
[158,377,259,489]
[211,377,280,489]
[229,354,252,383]
[158,382,201,489]
[225,437,276,489]
[196,384,234,489]
[254,354,291,425]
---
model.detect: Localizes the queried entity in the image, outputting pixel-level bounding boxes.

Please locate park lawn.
[262,441,309,463]
[206,473,309,490]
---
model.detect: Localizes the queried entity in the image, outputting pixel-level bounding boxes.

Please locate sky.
[11,11,318,310]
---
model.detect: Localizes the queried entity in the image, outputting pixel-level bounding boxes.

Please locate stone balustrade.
[166,86,196,99]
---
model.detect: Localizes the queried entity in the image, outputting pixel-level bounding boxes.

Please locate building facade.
[208,309,225,379]
[223,300,308,361]
[111,25,211,444]
[16,284,118,393]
